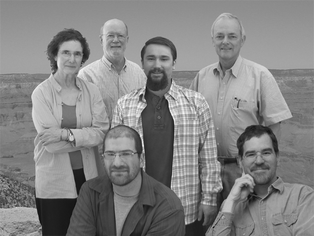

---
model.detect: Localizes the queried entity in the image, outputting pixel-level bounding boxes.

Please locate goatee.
[146,68,169,91]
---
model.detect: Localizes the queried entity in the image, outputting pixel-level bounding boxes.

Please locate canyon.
[0,70,313,189]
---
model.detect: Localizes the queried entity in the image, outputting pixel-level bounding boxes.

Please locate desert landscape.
[0,69,313,234]
[1,70,313,189]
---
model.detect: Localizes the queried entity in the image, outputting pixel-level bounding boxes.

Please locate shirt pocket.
[235,223,254,236]
[272,213,297,236]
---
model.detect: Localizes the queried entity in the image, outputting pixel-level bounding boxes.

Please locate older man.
[206,125,314,236]
[78,19,146,122]
[190,13,292,205]
[67,125,185,235]
[112,37,222,236]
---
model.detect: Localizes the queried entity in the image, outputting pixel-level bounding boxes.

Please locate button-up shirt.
[190,56,292,158]
[78,56,147,122]
[31,74,109,198]
[112,81,222,224]
[207,177,314,236]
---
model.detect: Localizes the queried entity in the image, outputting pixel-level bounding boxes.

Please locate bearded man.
[112,36,222,236]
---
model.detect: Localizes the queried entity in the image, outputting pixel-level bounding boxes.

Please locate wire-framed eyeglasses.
[102,151,138,160]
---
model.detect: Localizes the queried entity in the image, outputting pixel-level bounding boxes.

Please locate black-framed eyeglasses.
[102,151,138,160]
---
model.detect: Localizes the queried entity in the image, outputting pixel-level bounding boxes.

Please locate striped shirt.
[112,81,222,224]
[78,56,147,122]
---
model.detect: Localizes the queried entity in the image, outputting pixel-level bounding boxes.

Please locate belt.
[217,156,238,164]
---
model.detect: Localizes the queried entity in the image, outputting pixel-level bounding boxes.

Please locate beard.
[107,165,140,187]
[248,164,275,185]
[146,68,169,91]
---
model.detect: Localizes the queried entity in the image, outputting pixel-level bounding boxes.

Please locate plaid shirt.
[112,81,222,224]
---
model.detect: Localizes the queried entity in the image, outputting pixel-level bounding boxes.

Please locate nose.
[255,154,265,164]
[154,59,162,68]
[112,35,119,42]
[222,36,229,44]
[69,54,75,63]
[112,154,124,166]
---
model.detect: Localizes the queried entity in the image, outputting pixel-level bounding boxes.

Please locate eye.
[120,151,132,157]
[62,50,70,55]
[263,151,272,155]
[74,52,83,57]
[245,153,255,158]
[106,152,115,157]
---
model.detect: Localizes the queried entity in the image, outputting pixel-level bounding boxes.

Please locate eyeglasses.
[102,151,138,160]
[60,50,83,59]
[243,150,273,161]
[103,33,127,41]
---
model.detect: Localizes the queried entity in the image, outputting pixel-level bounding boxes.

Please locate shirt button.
[217,128,219,130]
[157,107,161,110]
[218,112,221,115]
[157,116,161,119]
[217,143,219,146]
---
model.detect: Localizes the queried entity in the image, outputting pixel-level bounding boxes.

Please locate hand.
[227,173,255,204]
[38,127,62,146]
[198,204,218,226]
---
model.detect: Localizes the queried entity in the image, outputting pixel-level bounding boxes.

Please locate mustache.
[149,68,164,74]
[250,165,269,171]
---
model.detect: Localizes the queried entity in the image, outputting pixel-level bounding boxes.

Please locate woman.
[31,28,109,235]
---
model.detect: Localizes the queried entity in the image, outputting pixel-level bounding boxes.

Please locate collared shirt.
[207,177,314,236]
[78,56,147,122]
[142,89,174,188]
[66,170,185,236]
[31,74,109,198]
[190,56,292,158]
[112,81,222,224]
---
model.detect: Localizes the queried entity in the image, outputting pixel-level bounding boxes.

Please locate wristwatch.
[67,128,75,143]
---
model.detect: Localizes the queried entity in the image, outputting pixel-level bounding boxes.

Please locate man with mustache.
[206,125,314,236]
[67,125,185,235]
[112,37,222,236]
[190,13,292,207]
[78,19,146,122]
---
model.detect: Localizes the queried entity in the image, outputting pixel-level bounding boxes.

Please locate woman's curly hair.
[46,28,90,73]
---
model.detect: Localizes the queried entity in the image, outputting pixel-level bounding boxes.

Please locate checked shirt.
[112,81,222,224]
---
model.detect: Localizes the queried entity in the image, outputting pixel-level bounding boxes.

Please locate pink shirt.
[190,56,292,157]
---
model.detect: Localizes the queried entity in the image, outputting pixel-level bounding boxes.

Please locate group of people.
[31,13,313,236]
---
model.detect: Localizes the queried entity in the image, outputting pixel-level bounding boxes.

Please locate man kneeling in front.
[207,125,314,236]
[67,125,185,235]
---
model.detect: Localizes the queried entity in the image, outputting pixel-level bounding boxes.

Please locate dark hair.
[46,28,90,73]
[237,125,279,158]
[140,36,177,61]
[103,125,143,156]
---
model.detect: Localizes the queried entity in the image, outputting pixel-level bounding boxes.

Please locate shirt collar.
[213,55,243,78]
[101,55,127,72]
[141,80,179,102]
[248,177,283,201]
[48,73,82,92]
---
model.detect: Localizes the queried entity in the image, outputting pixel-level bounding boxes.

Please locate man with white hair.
[190,13,292,206]
[78,19,146,122]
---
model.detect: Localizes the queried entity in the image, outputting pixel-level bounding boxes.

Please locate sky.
[0,0,313,74]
